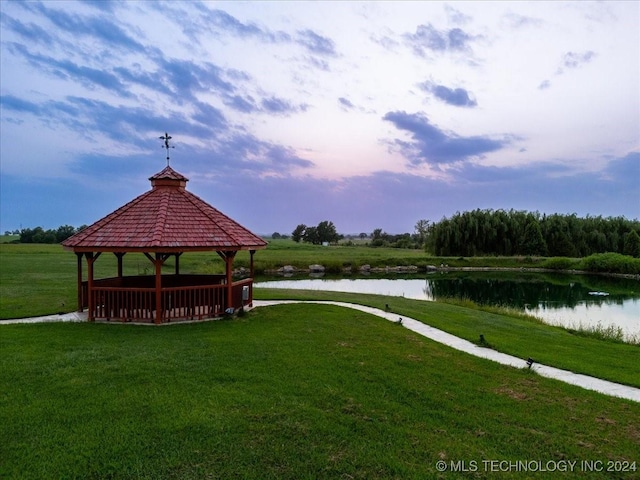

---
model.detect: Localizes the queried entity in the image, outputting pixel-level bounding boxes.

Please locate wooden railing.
[84,275,253,323]
[91,286,156,322]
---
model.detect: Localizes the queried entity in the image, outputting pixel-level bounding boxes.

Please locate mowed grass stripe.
[1,304,638,479]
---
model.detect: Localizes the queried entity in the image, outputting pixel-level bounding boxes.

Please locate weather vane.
[159,132,175,166]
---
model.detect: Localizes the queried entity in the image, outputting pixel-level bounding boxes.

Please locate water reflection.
[256,273,640,340]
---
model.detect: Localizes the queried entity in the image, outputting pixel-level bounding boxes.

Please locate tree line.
[428,209,640,257]
[291,221,342,244]
[289,221,429,249]
[6,225,86,244]
[10,210,640,259]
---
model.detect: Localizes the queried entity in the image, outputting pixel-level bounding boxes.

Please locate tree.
[623,230,640,258]
[303,226,319,244]
[55,225,76,243]
[414,219,430,247]
[292,224,306,243]
[315,220,340,244]
[520,218,547,256]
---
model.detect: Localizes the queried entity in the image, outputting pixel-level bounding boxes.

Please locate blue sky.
[1,1,638,235]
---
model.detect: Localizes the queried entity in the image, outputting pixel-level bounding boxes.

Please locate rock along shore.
[257,264,639,280]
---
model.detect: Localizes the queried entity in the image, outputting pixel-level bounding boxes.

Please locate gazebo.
[62,165,267,324]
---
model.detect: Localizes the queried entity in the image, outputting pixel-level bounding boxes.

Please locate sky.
[1,1,638,236]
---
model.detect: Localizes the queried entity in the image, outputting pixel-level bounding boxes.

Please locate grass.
[2,242,639,386]
[2,242,637,319]
[0,244,153,318]
[1,304,639,479]
[0,234,19,243]
[0,242,430,318]
[254,289,640,388]
[433,296,640,344]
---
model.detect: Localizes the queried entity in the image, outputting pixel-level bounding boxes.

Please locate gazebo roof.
[62,166,267,252]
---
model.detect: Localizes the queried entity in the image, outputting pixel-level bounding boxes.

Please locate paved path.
[0,311,88,324]
[3,301,639,403]
[253,300,640,403]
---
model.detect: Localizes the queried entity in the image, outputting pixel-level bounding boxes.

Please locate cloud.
[502,12,544,28]
[113,65,174,98]
[261,97,308,116]
[419,82,477,107]
[223,95,259,113]
[541,51,597,89]
[189,150,640,235]
[0,95,42,115]
[190,133,315,175]
[31,2,146,54]
[182,4,291,44]
[404,24,474,56]
[4,150,636,235]
[554,51,597,77]
[192,102,227,130]
[8,43,130,96]
[163,5,335,71]
[296,29,337,56]
[201,8,272,39]
[1,92,213,148]
[538,80,551,90]
[562,51,596,69]
[445,5,472,25]
[0,12,54,45]
[154,56,235,100]
[383,111,507,165]
[338,97,355,110]
[79,0,117,13]
[603,151,640,188]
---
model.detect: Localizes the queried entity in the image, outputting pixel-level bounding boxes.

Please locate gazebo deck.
[83,275,253,323]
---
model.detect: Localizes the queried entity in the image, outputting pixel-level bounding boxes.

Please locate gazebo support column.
[155,254,162,324]
[75,253,83,312]
[144,253,170,324]
[218,251,237,312]
[84,252,101,321]
[115,253,125,278]
[249,250,256,307]
[175,252,182,275]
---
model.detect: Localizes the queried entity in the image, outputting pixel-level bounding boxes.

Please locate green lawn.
[2,242,635,320]
[1,304,638,479]
[0,242,431,319]
[2,243,639,387]
[255,289,640,389]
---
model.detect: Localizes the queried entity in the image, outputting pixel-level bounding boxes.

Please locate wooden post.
[116,253,125,278]
[76,253,83,312]
[249,250,255,307]
[225,251,236,311]
[175,252,182,275]
[85,252,100,322]
[154,253,163,324]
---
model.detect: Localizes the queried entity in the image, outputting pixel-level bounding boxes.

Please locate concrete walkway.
[3,301,639,403]
[0,311,88,324]
[252,300,640,403]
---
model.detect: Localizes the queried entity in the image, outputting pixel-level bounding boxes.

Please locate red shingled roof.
[62,167,267,252]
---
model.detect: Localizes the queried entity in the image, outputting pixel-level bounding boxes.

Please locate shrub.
[541,257,577,270]
[579,253,640,275]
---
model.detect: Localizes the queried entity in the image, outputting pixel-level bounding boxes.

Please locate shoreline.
[261,264,640,280]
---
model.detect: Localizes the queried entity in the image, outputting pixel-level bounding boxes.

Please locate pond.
[255,272,640,341]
